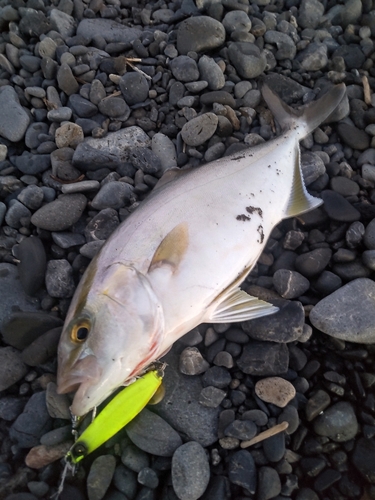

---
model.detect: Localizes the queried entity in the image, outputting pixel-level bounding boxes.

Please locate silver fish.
[57,83,346,416]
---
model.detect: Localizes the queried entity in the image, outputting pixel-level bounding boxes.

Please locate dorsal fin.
[284,145,322,219]
[149,222,189,272]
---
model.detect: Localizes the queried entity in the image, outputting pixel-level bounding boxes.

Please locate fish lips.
[57,354,102,402]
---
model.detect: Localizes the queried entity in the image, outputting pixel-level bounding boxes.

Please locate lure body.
[67,369,163,464]
[57,84,346,417]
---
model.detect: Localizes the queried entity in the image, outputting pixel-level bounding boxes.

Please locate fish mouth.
[57,354,102,396]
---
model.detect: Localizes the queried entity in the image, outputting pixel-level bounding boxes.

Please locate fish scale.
[57,83,346,417]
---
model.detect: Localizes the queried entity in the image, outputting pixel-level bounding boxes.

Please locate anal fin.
[284,145,322,219]
[207,288,279,324]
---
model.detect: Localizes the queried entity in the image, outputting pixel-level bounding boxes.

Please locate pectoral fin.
[207,287,279,323]
[149,222,189,272]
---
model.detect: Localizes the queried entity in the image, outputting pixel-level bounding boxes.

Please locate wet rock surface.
[0,1,375,499]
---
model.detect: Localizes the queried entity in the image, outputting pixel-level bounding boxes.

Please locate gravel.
[1,1,375,499]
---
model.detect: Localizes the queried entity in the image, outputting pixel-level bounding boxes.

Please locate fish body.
[57,84,346,416]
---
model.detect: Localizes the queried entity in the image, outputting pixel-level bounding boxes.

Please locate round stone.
[31,193,87,231]
[177,16,226,55]
[181,113,218,147]
[255,377,296,408]
[119,72,149,105]
[172,442,210,500]
[313,401,358,442]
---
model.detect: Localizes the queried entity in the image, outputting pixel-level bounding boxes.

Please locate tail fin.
[261,83,346,140]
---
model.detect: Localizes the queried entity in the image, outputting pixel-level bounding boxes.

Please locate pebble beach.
[1,0,375,499]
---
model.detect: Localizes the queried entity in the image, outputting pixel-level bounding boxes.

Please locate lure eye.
[70,442,88,460]
[71,321,90,343]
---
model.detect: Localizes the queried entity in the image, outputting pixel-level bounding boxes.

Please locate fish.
[57,83,346,417]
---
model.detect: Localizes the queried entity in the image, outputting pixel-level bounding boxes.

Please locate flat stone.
[181,113,218,147]
[25,442,72,469]
[227,42,266,79]
[242,299,305,342]
[172,442,210,500]
[337,123,370,150]
[352,437,375,483]
[258,466,281,500]
[2,311,63,350]
[273,269,310,299]
[155,346,220,447]
[72,127,150,171]
[87,455,116,500]
[21,327,61,367]
[10,391,52,448]
[0,86,30,142]
[0,264,39,331]
[228,450,256,493]
[310,278,375,343]
[179,347,210,375]
[31,194,87,231]
[295,248,332,278]
[313,401,358,442]
[0,347,27,391]
[77,19,142,43]
[177,16,226,55]
[126,408,182,457]
[255,377,296,408]
[237,341,289,376]
[305,390,331,422]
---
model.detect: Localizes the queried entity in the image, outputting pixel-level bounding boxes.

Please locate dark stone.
[237,341,289,376]
[228,450,256,493]
[17,237,46,296]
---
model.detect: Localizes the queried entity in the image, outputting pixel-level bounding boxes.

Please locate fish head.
[57,261,164,417]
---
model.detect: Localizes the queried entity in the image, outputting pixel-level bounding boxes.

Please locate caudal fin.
[261,83,346,140]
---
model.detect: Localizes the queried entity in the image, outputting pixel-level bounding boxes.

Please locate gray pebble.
[237,341,289,376]
[77,18,142,44]
[228,42,266,79]
[242,300,305,342]
[172,442,210,500]
[297,42,328,71]
[17,236,46,296]
[98,97,130,119]
[295,248,332,278]
[198,55,225,90]
[47,107,73,122]
[52,232,85,249]
[228,450,256,493]
[138,468,159,489]
[362,250,375,270]
[31,193,87,231]
[21,326,61,367]
[0,86,30,142]
[177,16,226,55]
[352,437,375,484]
[179,347,209,375]
[202,366,231,389]
[80,240,105,259]
[305,390,331,422]
[364,218,375,249]
[330,176,360,197]
[258,466,281,500]
[15,152,51,175]
[10,391,52,448]
[199,386,226,408]
[298,0,325,28]
[121,443,149,473]
[61,180,100,194]
[170,56,200,83]
[0,347,27,391]
[113,465,137,499]
[129,147,162,175]
[17,185,44,210]
[151,133,177,172]
[57,63,79,96]
[45,382,71,419]
[50,9,76,38]
[126,408,182,457]
[310,278,375,343]
[45,259,75,298]
[225,419,257,440]
[273,269,310,299]
[0,396,26,421]
[87,455,116,500]
[119,73,149,106]
[0,264,40,331]
[181,113,218,147]
[264,31,296,60]
[91,182,133,210]
[68,94,98,118]
[5,200,31,229]
[263,430,286,462]
[337,123,370,150]
[313,401,358,442]
[222,10,251,34]
[25,122,49,149]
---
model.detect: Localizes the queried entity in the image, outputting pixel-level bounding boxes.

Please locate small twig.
[362,75,372,106]
[125,59,152,81]
[50,174,85,184]
[240,421,289,448]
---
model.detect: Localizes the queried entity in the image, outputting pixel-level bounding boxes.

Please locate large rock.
[77,19,142,43]
[0,86,30,142]
[310,278,375,343]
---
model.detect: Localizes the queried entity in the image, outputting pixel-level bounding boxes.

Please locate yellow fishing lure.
[66,368,164,465]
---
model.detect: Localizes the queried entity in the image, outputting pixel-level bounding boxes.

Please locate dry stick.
[240,421,289,449]
[363,75,372,106]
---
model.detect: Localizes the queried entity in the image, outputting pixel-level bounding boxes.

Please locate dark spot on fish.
[232,155,245,161]
[257,225,264,244]
[246,206,263,218]
[236,214,251,221]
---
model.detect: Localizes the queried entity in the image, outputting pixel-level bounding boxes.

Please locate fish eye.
[71,321,90,343]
